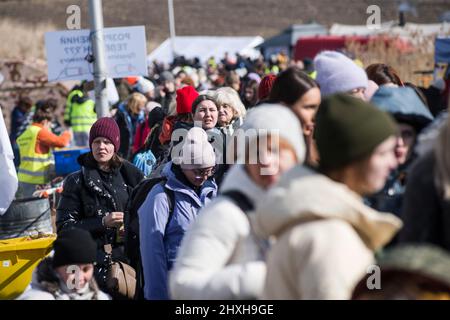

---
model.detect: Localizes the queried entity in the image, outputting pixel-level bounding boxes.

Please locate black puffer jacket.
[56,153,144,259]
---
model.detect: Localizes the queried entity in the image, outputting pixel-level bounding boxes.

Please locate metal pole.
[89,0,109,118]
[168,0,176,60]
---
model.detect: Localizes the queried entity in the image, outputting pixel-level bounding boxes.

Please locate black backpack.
[124,176,175,299]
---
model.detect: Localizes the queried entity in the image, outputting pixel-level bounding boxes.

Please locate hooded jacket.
[367,86,434,220]
[169,165,267,300]
[138,161,217,300]
[17,257,110,300]
[253,165,402,300]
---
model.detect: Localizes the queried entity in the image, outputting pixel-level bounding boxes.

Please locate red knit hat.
[176,85,199,114]
[89,117,120,152]
[258,74,277,101]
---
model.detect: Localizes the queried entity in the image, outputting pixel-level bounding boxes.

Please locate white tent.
[330,21,397,36]
[395,22,450,37]
[147,36,264,65]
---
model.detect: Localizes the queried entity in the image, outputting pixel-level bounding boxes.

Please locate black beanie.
[52,228,97,268]
[315,93,397,171]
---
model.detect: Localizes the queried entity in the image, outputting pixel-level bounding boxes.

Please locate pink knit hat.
[174,127,216,169]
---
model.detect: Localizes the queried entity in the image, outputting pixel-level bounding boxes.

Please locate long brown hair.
[366,63,403,87]
[268,66,318,107]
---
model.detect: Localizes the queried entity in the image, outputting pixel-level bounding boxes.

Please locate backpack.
[132,149,157,177]
[221,190,254,212]
[124,176,175,299]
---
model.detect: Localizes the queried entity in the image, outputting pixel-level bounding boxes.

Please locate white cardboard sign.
[45,26,148,81]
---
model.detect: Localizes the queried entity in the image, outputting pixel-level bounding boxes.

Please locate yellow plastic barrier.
[0,235,56,300]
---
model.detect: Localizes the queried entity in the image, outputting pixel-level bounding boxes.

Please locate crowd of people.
[7,49,450,300]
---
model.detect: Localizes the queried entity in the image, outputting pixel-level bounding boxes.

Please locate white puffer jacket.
[169,164,267,300]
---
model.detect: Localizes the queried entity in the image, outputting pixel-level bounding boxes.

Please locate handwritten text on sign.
[45,26,147,81]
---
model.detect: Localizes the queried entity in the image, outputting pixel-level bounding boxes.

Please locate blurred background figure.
[16,102,71,197]
[114,92,147,160]
[257,74,277,105]
[155,71,176,114]
[10,96,33,167]
[368,87,434,224]
[64,81,97,147]
[352,245,450,300]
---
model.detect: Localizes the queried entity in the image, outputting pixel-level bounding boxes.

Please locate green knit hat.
[375,244,450,288]
[315,93,397,170]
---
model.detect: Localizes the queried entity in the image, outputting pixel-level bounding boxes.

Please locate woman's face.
[351,136,398,195]
[193,100,218,130]
[91,137,115,165]
[138,101,146,113]
[55,264,94,291]
[395,123,416,165]
[244,87,255,102]
[129,100,146,115]
[291,87,321,137]
[245,136,298,189]
[182,166,215,187]
[217,103,236,127]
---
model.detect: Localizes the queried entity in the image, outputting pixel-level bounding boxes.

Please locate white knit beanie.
[136,76,155,94]
[314,51,368,97]
[175,127,216,169]
[234,103,306,163]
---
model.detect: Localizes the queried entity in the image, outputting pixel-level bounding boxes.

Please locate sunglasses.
[191,167,215,177]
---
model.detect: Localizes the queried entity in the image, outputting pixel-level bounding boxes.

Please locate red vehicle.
[294,35,413,61]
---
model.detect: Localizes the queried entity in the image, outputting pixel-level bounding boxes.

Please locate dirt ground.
[1,0,449,56]
[0,59,70,133]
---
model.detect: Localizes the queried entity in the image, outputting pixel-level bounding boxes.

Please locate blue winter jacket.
[138,162,217,300]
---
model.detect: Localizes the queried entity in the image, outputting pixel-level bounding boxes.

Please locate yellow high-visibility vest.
[64,89,83,123]
[70,99,97,133]
[16,125,53,184]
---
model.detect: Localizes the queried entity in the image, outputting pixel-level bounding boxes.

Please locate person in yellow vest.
[64,82,97,147]
[17,104,71,197]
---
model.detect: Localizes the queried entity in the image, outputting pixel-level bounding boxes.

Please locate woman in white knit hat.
[169,104,306,300]
[138,127,218,300]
